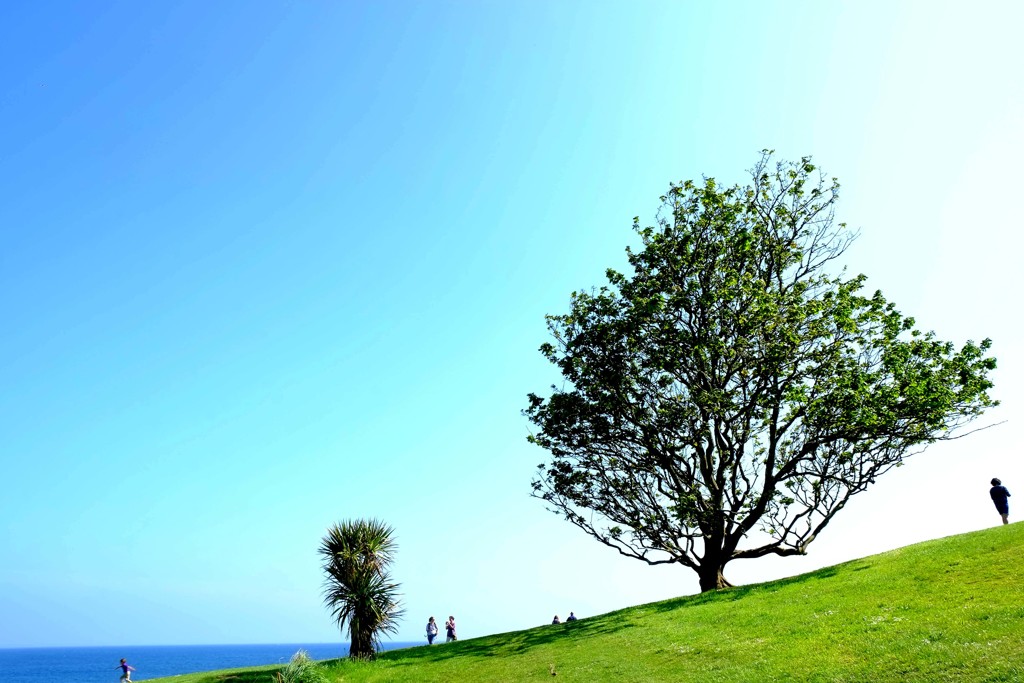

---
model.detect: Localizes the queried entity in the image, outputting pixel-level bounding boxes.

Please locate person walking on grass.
[115,658,136,682]
[445,615,457,642]
[991,478,1011,525]
[426,616,439,644]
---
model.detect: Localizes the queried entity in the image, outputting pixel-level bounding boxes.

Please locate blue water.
[0,642,421,683]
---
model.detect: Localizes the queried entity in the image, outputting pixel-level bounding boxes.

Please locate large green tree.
[319,519,403,659]
[526,152,997,592]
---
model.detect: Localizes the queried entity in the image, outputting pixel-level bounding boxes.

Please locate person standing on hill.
[445,615,457,642]
[566,612,577,622]
[990,478,1011,525]
[115,658,136,682]
[426,616,439,644]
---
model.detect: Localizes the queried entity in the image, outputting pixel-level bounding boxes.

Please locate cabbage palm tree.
[319,519,403,659]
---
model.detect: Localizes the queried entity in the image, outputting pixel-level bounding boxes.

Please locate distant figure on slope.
[426,616,439,644]
[445,615,457,642]
[990,478,1011,525]
[552,615,561,624]
[566,612,577,622]
[115,658,136,682]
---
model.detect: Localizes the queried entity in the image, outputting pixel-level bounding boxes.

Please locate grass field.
[146,523,1024,682]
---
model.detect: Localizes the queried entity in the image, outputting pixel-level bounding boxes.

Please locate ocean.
[0,642,421,683]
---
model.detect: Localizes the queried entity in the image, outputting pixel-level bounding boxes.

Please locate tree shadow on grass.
[372,615,632,669]
[328,558,880,674]
[646,560,873,613]
[375,560,882,671]
[207,670,282,683]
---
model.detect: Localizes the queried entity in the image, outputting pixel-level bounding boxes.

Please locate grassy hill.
[147,523,1024,682]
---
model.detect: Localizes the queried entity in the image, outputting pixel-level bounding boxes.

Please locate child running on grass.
[116,658,136,682]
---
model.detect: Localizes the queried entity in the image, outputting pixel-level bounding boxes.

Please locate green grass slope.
[147,523,1024,683]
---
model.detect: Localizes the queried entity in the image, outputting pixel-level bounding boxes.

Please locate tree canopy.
[526,152,997,592]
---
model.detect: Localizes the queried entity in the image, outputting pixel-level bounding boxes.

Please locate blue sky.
[2,1,1022,649]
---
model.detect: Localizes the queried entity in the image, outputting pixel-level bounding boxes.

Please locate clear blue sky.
[2,1,1022,648]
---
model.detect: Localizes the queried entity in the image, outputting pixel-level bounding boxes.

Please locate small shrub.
[275,650,329,683]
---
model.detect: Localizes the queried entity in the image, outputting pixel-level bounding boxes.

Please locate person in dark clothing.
[115,659,136,682]
[990,478,1011,525]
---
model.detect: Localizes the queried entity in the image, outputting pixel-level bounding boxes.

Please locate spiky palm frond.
[319,519,403,659]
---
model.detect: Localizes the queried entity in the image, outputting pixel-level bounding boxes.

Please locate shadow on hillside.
[377,615,631,668]
[374,560,884,668]
[210,671,281,683]
[374,563,854,666]
[354,558,883,670]
[646,561,872,613]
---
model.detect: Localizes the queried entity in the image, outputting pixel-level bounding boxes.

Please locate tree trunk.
[698,565,733,592]
[350,631,374,659]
